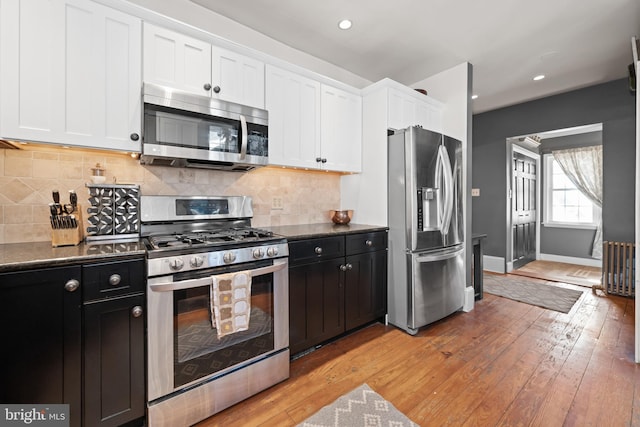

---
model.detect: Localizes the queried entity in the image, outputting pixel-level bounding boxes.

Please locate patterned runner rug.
[297,384,418,427]
[484,274,585,313]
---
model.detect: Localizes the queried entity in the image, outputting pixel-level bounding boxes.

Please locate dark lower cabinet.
[289,230,387,356]
[0,266,83,427]
[83,294,145,427]
[0,256,145,427]
[289,259,345,355]
[83,258,145,427]
[345,249,387,330]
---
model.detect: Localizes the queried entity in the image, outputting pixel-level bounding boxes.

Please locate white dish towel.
[210,271,252,338]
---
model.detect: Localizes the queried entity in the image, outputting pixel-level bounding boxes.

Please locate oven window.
[173,272,275,388]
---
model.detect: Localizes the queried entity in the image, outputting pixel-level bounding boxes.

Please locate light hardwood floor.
[197,273,638,426]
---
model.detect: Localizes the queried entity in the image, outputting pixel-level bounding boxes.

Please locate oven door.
[147,258,288,402]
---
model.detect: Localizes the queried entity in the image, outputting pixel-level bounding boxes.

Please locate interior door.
[511,151,537,269]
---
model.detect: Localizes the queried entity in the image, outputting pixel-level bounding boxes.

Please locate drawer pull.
[64,279,80,292]
[365,240,373,247]
[109,274,122,287]
[314,247,323,255]
[131,306,143,318]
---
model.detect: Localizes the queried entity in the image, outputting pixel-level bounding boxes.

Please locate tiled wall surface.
[0,144,341,244]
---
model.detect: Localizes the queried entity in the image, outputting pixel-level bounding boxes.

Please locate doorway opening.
[506,123,603,284]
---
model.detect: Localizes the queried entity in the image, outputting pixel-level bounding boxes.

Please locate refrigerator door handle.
[415,245,464,263]
[438,145,454,236]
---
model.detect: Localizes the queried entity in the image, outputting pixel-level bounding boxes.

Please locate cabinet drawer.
[83,258,145,301]
[289,236,345,265]
[346,231,388,255]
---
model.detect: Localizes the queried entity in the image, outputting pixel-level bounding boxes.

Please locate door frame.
[505,140,541,273]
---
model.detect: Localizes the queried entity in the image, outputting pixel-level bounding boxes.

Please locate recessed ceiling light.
[533,74,545,81]
[338,19,352,30]
[471,94,478,100]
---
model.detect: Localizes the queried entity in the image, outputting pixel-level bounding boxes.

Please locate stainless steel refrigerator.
[387,126,464,335]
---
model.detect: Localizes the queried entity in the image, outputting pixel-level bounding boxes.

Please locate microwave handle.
[150,260,287,292]
[239,114,248,160]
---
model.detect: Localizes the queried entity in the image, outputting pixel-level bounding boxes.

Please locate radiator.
[598,241,635,297]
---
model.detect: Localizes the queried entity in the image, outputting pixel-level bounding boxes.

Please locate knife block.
[51,206,84,247]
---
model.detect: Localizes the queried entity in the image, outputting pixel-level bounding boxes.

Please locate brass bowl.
[330,210,353,225]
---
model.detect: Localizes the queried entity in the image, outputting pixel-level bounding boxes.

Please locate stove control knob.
[253,248,265,259]
[223,251,236,264]
[266,246,279,257]
[190,255,204,268]
[169,258,184,271]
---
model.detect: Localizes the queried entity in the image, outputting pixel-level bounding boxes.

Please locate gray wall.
[473,78,636,260]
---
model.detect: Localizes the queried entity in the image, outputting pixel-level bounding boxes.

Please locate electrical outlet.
[471,188,480,197]
[272,197,284,210]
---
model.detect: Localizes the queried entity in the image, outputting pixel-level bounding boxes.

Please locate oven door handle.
[150,261,287,292]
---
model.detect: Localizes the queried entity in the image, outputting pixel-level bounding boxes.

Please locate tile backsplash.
[0,144,341,244]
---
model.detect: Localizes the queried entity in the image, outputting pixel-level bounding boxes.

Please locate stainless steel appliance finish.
[387,126,465,335]
[142,195,289,426]
[140,83,269,171]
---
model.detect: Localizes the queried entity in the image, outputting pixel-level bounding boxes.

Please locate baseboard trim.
[483,256,505,273]
[539,253,602,268]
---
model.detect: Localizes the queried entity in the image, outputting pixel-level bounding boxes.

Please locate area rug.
[483,274,584,313]
[297,384,418,427]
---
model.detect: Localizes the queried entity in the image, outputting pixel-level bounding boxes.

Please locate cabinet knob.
[130,133,139,141]
[346,263,353,270]
[64,279,80,292]
[340,264,348,271]
[109,274,121,287]
[203,83,212,91]
[213,85,221,93]
[321,158,327,163]
[316,157,322,163]
[314,247,323,254]
[365,240,373,247]
[131,306,143,318]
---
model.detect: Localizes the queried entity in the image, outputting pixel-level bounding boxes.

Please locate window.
[543,154,600,228]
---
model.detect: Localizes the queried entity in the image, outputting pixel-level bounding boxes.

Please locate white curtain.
[552,145,603,258]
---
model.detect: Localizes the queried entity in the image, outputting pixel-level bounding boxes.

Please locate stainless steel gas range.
[141,195,289,427]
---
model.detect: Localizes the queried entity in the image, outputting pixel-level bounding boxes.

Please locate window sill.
[542,222,598,230]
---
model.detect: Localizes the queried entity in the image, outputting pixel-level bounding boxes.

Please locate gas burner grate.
[147,227,275,250]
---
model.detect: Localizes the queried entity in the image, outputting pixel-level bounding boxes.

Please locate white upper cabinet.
[0,0,142,152]
[388,87,443,133]
[143,24,265,108]
[143,23,211,96]
[320,84,362,173]
[212,46,265,108]
[265,65,320,169]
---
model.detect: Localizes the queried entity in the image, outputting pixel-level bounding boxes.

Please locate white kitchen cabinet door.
[0,0,142,152]
[1,0,56,141]
[266,65,320,169]
[143,23,211,96]
[388,88,443,133]
[388,89,417,130]
[211,46,265,108]
[320,84,362,173]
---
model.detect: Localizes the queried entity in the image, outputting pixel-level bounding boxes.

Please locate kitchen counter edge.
[0,240,146,273]
[265,223,388,241]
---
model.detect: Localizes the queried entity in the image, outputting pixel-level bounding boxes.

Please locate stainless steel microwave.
[140,83,268,171]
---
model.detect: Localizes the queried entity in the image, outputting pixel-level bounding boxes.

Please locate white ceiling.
[190,0,639,113]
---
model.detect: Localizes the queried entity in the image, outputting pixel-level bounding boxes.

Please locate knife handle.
[52,190,60,204]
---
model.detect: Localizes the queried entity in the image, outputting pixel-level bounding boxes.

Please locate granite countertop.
[0,240,146,273]
[265,223,387,241]
[0,224,387,272]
